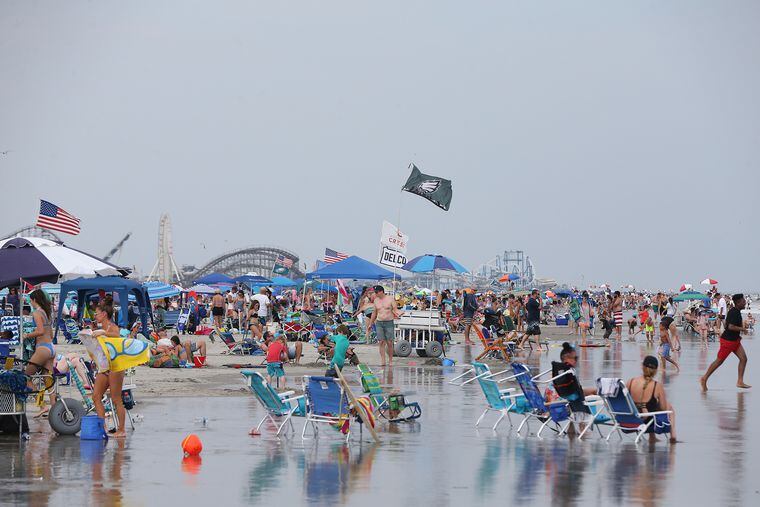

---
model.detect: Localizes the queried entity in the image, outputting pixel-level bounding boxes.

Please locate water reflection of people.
[610,445,675,507]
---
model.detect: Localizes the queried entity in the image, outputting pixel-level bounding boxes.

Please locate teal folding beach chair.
[470,362,526,431]
[597,378,672,444]
[302,375,352,442]
[241,370,305,436]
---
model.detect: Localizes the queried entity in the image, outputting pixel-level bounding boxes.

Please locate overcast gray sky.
[1,1,759,292]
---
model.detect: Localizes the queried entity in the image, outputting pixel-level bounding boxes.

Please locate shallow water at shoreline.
[0,338,757,506]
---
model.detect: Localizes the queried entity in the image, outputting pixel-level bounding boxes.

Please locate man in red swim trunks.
[700,293,751,392]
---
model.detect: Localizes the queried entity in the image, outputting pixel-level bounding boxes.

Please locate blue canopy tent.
[193,273,235,285]
[306,256,394,281]
[54,276,154,342]
[271,276,297,287]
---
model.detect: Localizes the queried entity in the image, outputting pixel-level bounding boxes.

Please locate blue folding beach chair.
[302,375,352,442]
[510,362,573,438]
[469,362,526,431]
[597,378,672,444]
[241,370,305,436]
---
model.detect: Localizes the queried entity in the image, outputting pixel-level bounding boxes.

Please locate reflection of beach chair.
[597,378,672,444]
[213,330,255,355]
[473,325,514,361]
[357,364,421,422]
[241,370,305,436]
[468,362,525,431]
[549,361,609,438]
[302,375,352,442]
[510,362,573,438]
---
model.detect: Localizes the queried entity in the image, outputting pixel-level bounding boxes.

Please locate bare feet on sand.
[737,383,752,389]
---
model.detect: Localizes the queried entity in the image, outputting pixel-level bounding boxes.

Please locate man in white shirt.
[252,288,271,325]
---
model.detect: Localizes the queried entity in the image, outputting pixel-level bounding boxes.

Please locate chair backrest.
[472,362,507,410]
[219,332,237,348]
[551,361,583,401]
[242,371,289,416]
[600,378,644,427]
[357,364,384,408]
[510,362,547,412]
[305,376,349,416]
[473,325,490,346]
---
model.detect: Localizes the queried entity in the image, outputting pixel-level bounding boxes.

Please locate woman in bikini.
[627,355,677,443]
[24,289,57,416]
[90,298,128,438]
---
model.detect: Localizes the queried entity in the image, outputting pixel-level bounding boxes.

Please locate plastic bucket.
[80,415,108,440]
[193,356,207,368]
[441,358,455,367]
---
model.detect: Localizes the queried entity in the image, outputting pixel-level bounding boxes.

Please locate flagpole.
[391,186,404,297]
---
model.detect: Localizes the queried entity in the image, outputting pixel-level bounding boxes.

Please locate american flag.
[324,248,348,265]
[276,255,294,268]
[36,200,81,235]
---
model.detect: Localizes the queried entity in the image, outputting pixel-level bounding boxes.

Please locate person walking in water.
[368,286,401,367]
[700,293,751,392]
[612,291,623,340]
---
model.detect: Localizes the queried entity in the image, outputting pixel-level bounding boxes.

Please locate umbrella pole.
[391,190,404,297]
[18,278,24,352]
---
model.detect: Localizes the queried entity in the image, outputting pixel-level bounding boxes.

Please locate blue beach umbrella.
[401,254,468,274]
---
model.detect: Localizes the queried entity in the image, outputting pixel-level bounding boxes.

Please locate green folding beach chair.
[357,364,421,422]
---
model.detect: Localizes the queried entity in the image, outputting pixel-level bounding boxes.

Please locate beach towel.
[597,377,619,397]
[97,337,150,372]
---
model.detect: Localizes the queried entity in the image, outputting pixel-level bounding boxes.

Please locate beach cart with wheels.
[393,309,446,358]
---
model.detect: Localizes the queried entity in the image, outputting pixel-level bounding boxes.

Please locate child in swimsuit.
[658,322,680,371]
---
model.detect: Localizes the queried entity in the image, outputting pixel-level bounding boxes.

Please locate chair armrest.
[531,368,553,381]
[281,394,305,403]
[545,369,573,383]
[496,374,520,383]
[498,388,516,394]
[279,390,296,398]
[638,410,672,418]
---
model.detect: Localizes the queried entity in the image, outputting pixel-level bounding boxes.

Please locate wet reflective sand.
[0,338,756,506]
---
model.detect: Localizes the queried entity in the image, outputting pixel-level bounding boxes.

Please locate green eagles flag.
[401,164,453,211]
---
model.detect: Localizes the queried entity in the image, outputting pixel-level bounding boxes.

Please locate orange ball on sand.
[182,434,203,456]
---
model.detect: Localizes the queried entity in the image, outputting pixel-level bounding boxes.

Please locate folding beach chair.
[214,330,256,355]
[357,364,421,422]
[510,362,572,438]
[241,370,305,436]
[302,375,352,442]
[59,318,82,344]
[468,362,526,430]
[548,361,610,439]
[597,378,672,444]
[473,324,514,362]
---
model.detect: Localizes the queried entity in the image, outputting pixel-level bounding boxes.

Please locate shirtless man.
[211,289,225,329]
[612,291,623,340]
[368,285,401,367]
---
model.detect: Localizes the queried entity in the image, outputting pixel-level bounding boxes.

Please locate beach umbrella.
[401,254,468,274]
[271,276,297,287]
[143,281,181,300]
[545,290,556,298]
[701,278,718,285]
[193,273,235,285]
[0,236,128,289]
[185,284,217,295]
[673,290,710,302]
[679,283,692,292]
[498,273,520,282]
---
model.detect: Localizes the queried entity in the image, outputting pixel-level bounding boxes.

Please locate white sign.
[379,246,407,268]
[380,220,409,253]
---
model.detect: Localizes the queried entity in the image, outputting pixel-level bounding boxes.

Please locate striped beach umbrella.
[0,236,127,289]
[401,254,468,274]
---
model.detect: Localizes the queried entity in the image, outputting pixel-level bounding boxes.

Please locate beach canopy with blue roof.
[55,276,153,340]
[193,272,235,285]
[306,256,394,281]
